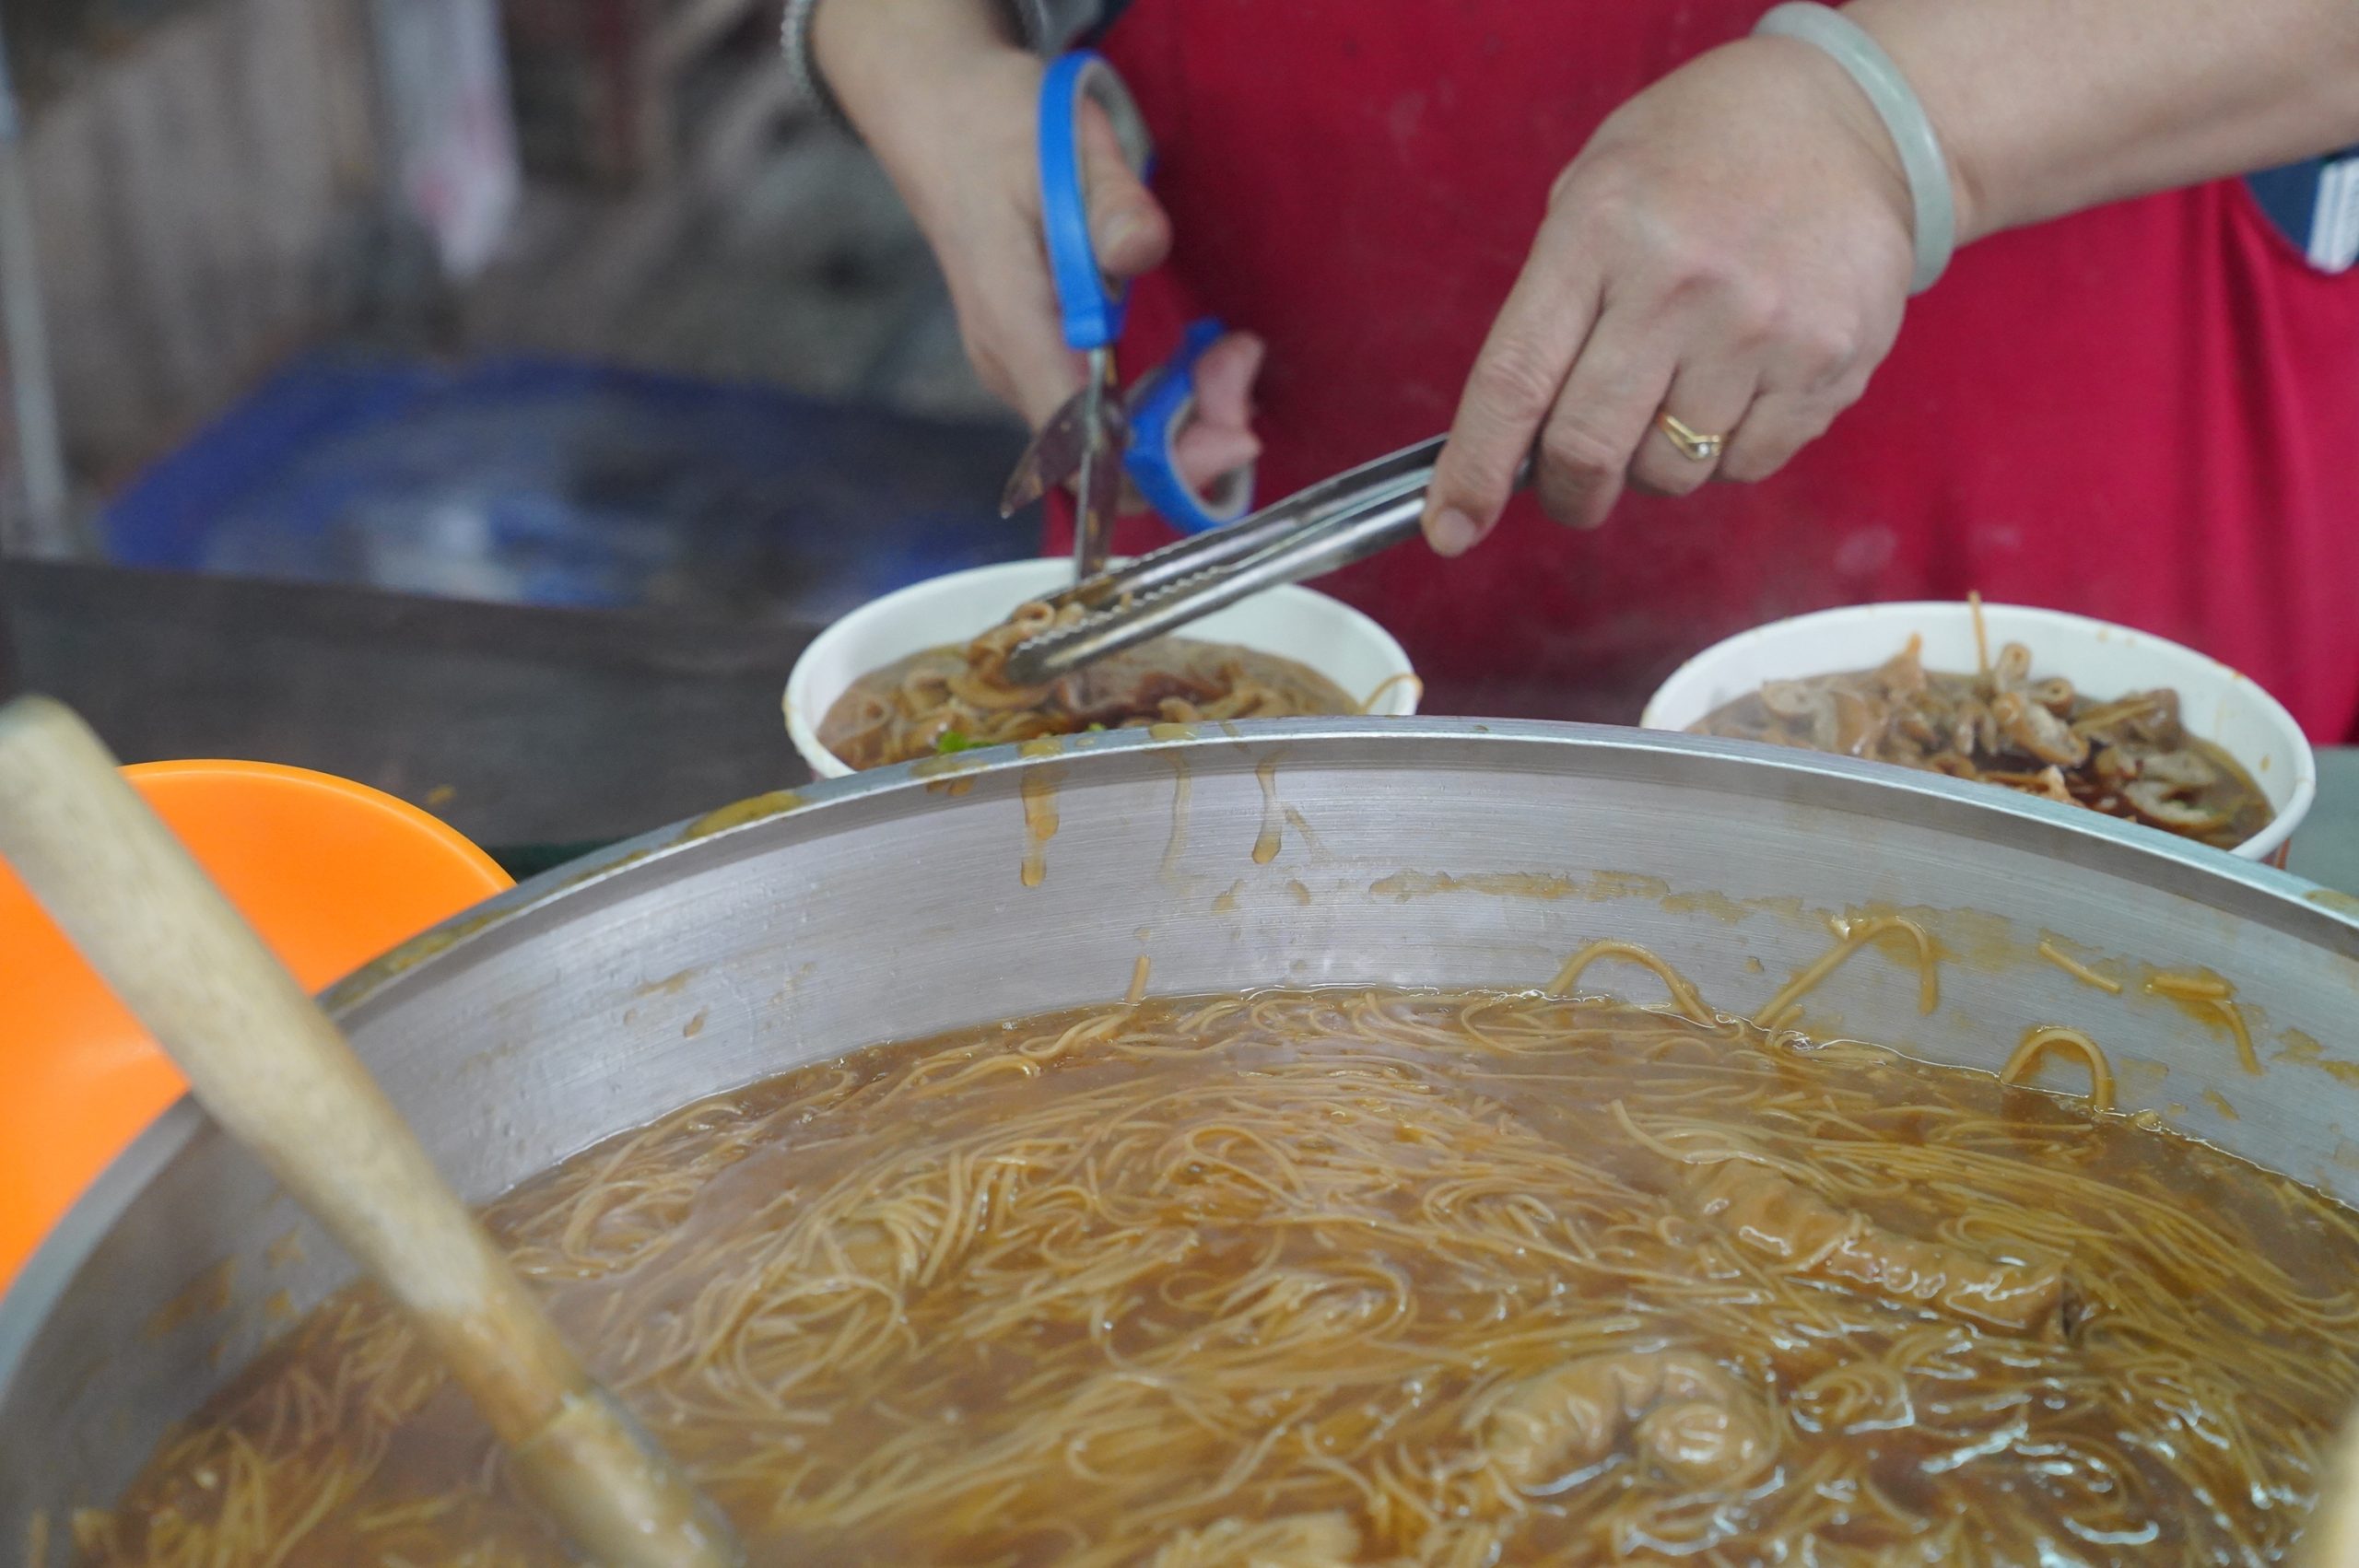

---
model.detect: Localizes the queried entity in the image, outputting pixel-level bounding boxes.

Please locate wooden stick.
[0,697,740,1568]
[2307,1418,2359,1568]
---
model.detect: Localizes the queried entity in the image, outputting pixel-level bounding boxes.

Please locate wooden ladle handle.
[0,697,740,1568]
[2307,1421,2359,1567]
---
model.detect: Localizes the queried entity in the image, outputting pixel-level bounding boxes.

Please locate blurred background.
[0,0,1027,608]
[0,0,1044,846]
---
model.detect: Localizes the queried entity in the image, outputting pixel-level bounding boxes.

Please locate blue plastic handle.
[1038,52,1150,352]
[1125,318,1256,535]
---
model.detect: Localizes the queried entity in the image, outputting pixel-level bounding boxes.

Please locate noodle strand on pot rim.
[2001,1025,2117,1112]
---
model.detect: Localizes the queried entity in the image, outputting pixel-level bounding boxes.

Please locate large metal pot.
[8,720,2359,1553]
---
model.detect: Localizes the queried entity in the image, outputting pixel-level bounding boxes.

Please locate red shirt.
[1045,0,2359,738]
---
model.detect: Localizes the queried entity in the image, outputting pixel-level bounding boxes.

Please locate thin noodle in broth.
[817,601,1357,771]
[75,952,2359,1567]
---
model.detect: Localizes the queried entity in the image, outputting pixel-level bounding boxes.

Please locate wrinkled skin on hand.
[1424,37,1919,554]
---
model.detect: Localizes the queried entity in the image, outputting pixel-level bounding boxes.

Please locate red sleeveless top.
[1044,1,2359,737]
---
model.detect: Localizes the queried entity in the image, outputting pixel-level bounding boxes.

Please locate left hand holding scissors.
[998,52,1261,575]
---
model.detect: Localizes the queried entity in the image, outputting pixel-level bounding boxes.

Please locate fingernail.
[1426,507,1480,557]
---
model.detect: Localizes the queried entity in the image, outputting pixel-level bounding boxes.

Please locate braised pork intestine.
[817,601,1358,771]
[1690,635,2274,849]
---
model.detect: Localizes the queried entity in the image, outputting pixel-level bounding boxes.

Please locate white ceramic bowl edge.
[785,559,1419,780]
[1640,602,2314,863]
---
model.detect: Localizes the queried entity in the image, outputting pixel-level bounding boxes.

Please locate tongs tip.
[999,435,1452,686]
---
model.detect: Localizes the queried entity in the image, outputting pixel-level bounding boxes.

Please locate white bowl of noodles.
[1641,601,2315,863]
[786,558,1420,778]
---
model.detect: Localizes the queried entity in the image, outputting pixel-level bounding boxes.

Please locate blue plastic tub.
[102,351,1037,621]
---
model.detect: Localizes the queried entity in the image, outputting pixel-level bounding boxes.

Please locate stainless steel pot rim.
[7,717,2353,1405]
[352,718,2356,1004]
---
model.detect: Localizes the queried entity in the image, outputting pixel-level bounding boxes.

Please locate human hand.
[816,4,1259,492]
[1423,35,1923,554]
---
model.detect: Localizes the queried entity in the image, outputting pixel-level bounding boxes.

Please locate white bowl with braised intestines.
[1640,602,2315,863]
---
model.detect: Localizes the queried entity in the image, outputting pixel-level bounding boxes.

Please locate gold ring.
[1656,412,1725,462]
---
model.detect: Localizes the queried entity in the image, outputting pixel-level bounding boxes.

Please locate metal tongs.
[1001,433,1449,686]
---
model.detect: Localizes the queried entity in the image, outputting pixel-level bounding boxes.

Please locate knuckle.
[1537,468,1616,530]
[1534,476,1588,526]
[1721,275,1787,341]
[1720,421,1813,484]
[1655,234,1734,291]
[1830,365,1874,407]
[1640,457,1709,497]
[1540,412,1626,480]
[1810,356,1876,408]
[1651,248,1788,348]
[1806,326,1865,370]
[1719,445,1780,484]
[1778,313,1864,374]
[1468,344,1565,424]
[1782,389,1848,445]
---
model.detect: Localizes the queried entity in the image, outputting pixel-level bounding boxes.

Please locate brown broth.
[817,636,1355,772]
[77,991,2359,1566]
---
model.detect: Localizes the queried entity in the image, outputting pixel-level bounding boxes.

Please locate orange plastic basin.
[0,761,511,1287]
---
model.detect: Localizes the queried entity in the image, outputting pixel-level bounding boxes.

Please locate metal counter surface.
[6,561,816,847]
[2289,747,2359,895]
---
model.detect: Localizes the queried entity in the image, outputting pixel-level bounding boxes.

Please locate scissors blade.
[999,391,1095,517]
[1073,359,1121,579]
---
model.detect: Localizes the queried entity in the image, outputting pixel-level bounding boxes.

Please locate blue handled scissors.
[997,52,1255,574]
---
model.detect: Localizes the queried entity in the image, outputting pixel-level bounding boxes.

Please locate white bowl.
[1641,602,2315,863]
[786,559,1419,779]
